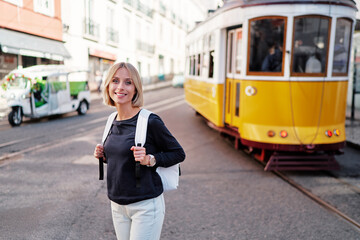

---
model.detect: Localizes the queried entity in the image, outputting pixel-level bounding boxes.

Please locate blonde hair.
[102,62,144,107]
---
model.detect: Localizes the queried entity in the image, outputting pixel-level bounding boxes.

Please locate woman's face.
[109,67,136,107]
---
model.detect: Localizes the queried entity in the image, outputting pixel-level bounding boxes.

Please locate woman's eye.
[112,79,119,83]
[125,81,132,85]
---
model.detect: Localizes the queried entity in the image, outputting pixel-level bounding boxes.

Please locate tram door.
[225,28,242,127]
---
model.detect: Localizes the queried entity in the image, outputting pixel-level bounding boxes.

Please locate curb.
[346,141,360,151]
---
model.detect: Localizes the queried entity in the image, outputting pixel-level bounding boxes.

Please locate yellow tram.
[184,0,356,170]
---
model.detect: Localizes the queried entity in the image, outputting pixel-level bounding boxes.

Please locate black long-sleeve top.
[103,111,185,205]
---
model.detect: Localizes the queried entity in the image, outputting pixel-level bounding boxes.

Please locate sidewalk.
[345,107,360,149]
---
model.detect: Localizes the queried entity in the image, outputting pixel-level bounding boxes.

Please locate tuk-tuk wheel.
[77,101,88,115]
[8,107,23,127]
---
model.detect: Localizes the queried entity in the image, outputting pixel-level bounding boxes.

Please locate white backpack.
[100,109,180,191]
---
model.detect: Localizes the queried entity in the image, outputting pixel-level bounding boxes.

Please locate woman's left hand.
[130,146,149,166]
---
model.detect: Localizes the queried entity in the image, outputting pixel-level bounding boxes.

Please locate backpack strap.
[135,109,152,146]
[134,109,152,187]
[99,111,117,180]
[102,111,117,144]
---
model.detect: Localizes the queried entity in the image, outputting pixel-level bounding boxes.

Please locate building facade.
[0,0,70,79]
[61,0,209,89]
[0,0,210,86]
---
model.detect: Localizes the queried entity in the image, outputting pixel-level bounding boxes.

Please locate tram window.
[227,81,231,114]
[332,18,352,75]
[228,32,234,73]
[197,54,201,76]
[291,16,330,75]
[235,82,240,116]
[192,55,196,75]
[209,50,215,78]
[235,30,242,74]
[202,52,208,75]
[248,17,285,74]
[188,56,192,75]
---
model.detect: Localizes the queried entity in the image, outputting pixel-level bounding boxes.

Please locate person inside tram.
[261,40,282,72]
[293,38,322,73]
[292,39,308,72]
[305,52,322,73]
[333,37,347,73]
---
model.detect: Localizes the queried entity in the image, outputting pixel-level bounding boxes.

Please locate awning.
[89,48,117,61]
[0,28,71,61]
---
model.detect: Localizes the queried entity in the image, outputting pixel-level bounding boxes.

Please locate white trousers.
[110,194,165,240]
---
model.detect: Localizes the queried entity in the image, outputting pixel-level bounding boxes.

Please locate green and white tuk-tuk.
[1,65,91,126]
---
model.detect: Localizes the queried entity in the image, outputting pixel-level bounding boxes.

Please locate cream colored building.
[61,0,211,87]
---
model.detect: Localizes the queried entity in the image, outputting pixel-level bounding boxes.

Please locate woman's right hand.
[94,144,105,161]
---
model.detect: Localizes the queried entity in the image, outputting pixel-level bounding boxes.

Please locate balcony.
[84,18,99,40]
[136,40,155,54]
[107,27,119,44]
[123,0,153,18]
[159,1,166,16]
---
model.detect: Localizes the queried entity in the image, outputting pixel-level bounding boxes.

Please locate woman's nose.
[117,81,125,89]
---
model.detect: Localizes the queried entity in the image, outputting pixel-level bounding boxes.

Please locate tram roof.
[188,0,357,33]
[222,0,356,10]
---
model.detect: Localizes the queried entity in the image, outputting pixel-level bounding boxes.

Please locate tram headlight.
[325,130,332,137]
[267,130,275,137]
[280,130,288,138]
[333,129,340,136]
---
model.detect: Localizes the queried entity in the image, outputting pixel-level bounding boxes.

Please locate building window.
[291,15,330,76]
[332,18,352,76]
[106,7,118,43]
[84,0,99,38]
[33,0,54,17]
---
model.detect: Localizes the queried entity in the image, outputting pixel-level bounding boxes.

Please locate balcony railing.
[137,1,153,18]
[107,27,119,43]
[136,40,155,54]
[84,18,99,39]
[123,0,153,18]
[159,1,166,16]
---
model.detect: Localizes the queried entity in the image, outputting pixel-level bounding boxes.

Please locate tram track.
[324,171,360,196]
[274,170,360,232]
[240,148,360,232]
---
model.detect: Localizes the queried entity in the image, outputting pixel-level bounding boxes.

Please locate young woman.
[93,62,185,240]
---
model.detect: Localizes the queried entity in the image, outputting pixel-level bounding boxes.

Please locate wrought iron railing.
[136,40,155,54]
[84,18,99,38]
[107,27,119,43]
